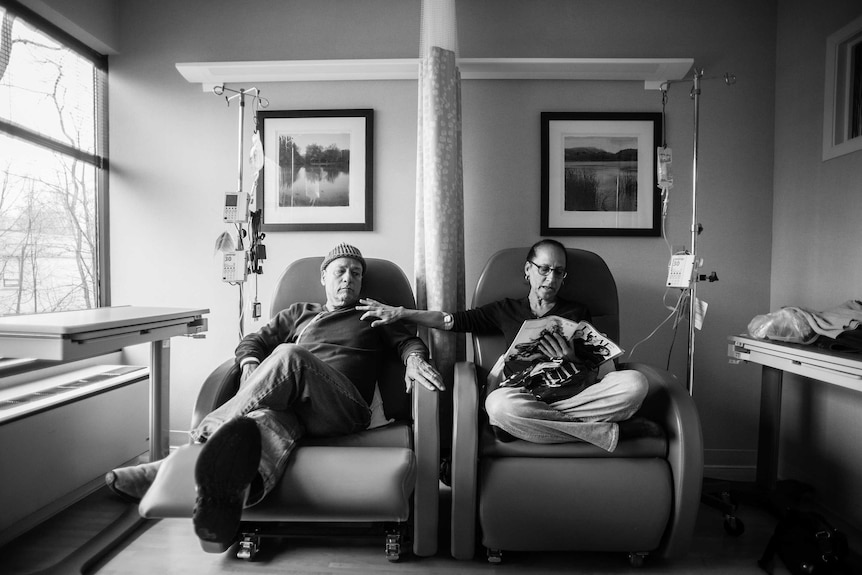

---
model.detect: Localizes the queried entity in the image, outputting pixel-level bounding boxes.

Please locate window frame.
[0,0,111,311]
[0,0,110,374]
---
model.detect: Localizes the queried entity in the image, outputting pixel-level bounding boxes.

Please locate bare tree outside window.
[0,5,106,316]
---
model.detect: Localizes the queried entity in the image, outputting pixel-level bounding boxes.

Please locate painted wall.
[31,1,778,479]
[772,0,862,528]
[106,0,778,472]
[455,1,777,474]
[106,0,423,440]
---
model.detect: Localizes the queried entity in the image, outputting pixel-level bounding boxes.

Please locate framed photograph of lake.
[541,112,661,236]
[258,109,373,231]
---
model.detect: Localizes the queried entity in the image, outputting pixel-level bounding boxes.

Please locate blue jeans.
[484,369,648,452]
[190,344,371,505]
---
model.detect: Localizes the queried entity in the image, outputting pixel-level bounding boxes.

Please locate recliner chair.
[450,247,703,565]
[138,257,439,561]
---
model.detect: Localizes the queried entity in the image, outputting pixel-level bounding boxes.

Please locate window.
[0,1,108,316]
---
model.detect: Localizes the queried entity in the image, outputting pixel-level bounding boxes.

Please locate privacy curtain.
[415,0,466,455]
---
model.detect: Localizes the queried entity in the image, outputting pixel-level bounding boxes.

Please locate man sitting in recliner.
[106,243,444,551]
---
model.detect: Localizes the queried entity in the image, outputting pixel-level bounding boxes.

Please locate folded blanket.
[789,300,862,339]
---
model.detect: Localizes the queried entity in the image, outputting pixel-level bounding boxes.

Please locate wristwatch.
[442,312,454,330]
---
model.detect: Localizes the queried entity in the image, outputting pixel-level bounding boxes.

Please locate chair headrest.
[267,256,417,421]
[269,257,416,317]
[473,247,620,342]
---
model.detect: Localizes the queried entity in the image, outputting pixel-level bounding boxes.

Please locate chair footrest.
[140,444,416,523]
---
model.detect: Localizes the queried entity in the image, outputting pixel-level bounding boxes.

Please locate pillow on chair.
[367,384,394,429]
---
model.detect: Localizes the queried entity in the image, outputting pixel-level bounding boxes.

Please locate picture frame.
[541,112,661,236]
[257,109,373,231]
[822,14,862,161]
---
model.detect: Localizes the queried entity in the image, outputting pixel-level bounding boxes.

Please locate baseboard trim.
[0,453,145,547]
[703,448,756,482]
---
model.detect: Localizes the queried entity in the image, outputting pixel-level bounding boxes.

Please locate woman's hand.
[537,331,574,361]
[357,298,404,327]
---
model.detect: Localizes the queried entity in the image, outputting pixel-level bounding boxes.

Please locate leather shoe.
[193,416,261,552]
[105,460,162,503]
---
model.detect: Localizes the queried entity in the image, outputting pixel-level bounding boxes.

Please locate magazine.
[504,315,623,367]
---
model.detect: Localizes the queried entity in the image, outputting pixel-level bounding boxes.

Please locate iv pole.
[684,68,734,394]
[684,68,748,536]
[687,69,702,395]
[213,85,269,340]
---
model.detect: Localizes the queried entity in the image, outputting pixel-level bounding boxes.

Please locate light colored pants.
[484,369,648,452]
[191,344,371,505]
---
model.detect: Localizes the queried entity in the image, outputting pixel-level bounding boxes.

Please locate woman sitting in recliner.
[357,239,647,452]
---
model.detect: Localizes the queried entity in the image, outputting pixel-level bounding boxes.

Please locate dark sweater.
[235,303,428,405]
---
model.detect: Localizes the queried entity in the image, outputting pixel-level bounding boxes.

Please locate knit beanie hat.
[321,243,366,273]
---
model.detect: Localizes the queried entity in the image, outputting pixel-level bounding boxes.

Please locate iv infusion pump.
[666,254,696,288]
[222,250,247,283]
[223,191,249,223]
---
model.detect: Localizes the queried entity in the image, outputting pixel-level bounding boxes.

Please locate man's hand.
[537,331,574,361]
[405,354,445,392]
[357,298,404,327]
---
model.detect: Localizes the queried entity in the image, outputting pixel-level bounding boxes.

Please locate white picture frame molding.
[822,14,862,161]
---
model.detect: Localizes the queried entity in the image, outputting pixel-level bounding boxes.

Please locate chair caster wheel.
[237,534,260,561]
[628,551,648,567]
[385,530,402,562]
[723,514,745,536]
[487,548,503,564]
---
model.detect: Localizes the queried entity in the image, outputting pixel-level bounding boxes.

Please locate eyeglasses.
[527,260,567,278]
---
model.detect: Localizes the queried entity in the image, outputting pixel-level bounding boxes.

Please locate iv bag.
[214,231,235,254]
[249,131,264,173]
[657,146,673,190]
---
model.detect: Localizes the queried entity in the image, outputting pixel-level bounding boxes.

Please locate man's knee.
[269,343,306,361]
[265,343,316,371]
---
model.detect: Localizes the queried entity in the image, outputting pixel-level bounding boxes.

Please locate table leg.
[756,365,783,491]
[149,339,171,461]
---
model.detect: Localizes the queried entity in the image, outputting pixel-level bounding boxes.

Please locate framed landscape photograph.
[258,109,373,231]
[541,112,661,236]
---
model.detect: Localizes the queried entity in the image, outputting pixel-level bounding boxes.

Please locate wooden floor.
[1,484,860,575]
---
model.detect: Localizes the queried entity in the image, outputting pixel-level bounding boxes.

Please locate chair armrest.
[190,359,239,432]
[620,361,704,559]
[411,379,440,557]
[450,360,479,560]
